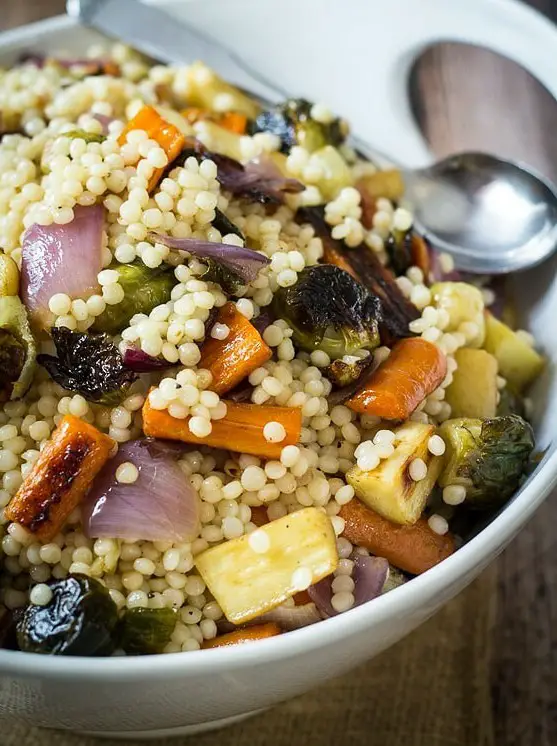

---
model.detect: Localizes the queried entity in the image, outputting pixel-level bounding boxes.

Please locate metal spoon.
[68,0,557,274]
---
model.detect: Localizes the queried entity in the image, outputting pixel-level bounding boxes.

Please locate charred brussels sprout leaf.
[439,414,535,509]
[16,574,118,656]
[326,355,370,388]
[92,261,175,335]
[119,607,177,655]
[212,207,245,242]
[199,258,246,295]
[252,98,348,154]
[0,296,37,401]
[273,265,381,359]
[38,327,137,405]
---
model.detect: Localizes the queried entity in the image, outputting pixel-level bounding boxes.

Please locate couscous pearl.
[248,529,270,554]
[332,575,355,594]
[116,461,139,484]
[241,465,267,491]
[263,421,287,443]
[188,417,212,438]
[428,434,446,456]
[222,516,244,539]
[428,514,449,535]
[408,458,428,482]
[334,484,355,506]
[443,484,467,506]
[331,591,355,613]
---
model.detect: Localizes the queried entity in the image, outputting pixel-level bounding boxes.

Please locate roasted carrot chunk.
[199,303,272,395]
[339,498,455,575]
[180,108,248,135]
[202,623,281,649]
[5,415,113,542]
[142,398,302,460]
[216,111,248,135]
[118,105,185,192]
[347,338,447,420]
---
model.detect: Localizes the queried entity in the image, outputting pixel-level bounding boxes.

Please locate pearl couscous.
[0,44,542,656]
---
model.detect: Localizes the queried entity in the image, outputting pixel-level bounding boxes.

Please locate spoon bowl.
[403,152,557,274]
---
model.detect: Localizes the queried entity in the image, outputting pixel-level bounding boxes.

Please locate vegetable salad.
[0,44,543,656]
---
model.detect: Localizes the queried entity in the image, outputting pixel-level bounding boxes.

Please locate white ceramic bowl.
[1,0,557,738]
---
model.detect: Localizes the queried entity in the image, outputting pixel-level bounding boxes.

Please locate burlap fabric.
[3,566,496,746]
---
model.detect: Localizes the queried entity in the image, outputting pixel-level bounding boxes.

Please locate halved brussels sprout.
[252,98,348,154]
[439,414,535,509]
[92,261,175,335]
[119,607,177,655]
[0,296,36,400]
[273,265,381,359]
[17,574,118,656]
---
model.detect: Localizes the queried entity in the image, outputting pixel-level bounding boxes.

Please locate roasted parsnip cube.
[445,348,498,419]
[195,508,338,624]
[346,422,443,525]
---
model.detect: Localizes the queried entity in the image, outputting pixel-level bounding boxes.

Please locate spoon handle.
[67,0,287,104]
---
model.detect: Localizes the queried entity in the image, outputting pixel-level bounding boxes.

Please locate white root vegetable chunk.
[347,422,443,525]
[195,507,338,624]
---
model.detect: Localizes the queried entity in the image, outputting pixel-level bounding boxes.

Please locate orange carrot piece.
[202,623,281,649]
[321,240,359,280]
[199,303,272,395]
[347,338,447,420]
[217,111,248,135]
[250,506,269,527]
[142,398,302,460]
[5,416,113,542]
[180,108,248,135]
[339,499,455,575]
[118,105,185,192]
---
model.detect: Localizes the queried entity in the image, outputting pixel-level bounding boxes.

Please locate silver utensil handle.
[67,0,286,104]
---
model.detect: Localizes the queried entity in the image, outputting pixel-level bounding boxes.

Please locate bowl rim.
[0,5,556,679]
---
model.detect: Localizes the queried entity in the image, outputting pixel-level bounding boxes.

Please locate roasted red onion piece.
[149,233,269,285]
[21,205,104,329]
[309,555,390,617]
[83,439,199,543]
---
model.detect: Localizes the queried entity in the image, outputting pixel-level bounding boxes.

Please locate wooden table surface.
[2,2,557,744]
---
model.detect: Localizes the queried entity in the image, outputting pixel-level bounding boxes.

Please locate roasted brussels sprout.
[0,296,37,401]
[273,265,381,359]
[92,261,175,335]
[252,98,348,154]
[439,415,535,508]
[119,607,177,655]
[16,574,119,656]
[38,327,137,405]
[297,207,420,339]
